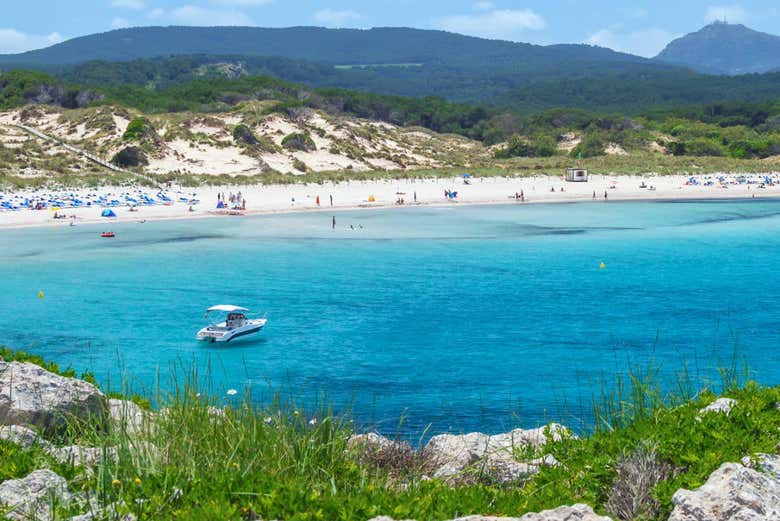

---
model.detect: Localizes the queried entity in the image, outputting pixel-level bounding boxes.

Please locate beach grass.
[1,347,779,520]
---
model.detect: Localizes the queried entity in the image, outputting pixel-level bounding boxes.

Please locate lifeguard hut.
[565,168,588,182]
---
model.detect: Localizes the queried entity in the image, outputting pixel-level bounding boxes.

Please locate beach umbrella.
[101,209,117,218]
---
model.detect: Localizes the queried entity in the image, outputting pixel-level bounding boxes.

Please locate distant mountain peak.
[655,22,780,75]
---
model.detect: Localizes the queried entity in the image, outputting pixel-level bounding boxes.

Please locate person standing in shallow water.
[332,215,336,230]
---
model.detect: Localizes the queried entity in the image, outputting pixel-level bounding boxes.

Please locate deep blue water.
[1,200,780,437]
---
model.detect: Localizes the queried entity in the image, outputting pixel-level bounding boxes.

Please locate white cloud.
[147,7,165,19]
[438,9,545,40]
[111,0,145,9]
[111,17,131,29]
[313,8,361,27]
[472,1,495,11]
[585,27,675,58]
[705,4,748,23]
[0,29,62,54]
[169,5,252,25]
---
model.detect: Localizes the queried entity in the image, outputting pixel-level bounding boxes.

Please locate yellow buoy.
[38,290,44,299]
[599,261,606,270]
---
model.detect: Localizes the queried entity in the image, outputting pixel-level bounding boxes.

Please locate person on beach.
[316,195,320,206]
[330,194,333,206]
[414,191,417,203]
[593,191,596,199]
[604,191,608,200]
[521,190,525,202]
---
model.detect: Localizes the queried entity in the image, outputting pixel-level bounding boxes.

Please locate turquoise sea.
[2,200,780,437]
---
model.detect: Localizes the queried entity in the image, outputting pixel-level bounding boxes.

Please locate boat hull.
[196,318,267,343]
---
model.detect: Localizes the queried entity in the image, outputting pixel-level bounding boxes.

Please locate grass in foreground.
[1,348,779,520]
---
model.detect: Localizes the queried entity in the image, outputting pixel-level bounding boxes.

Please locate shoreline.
[2,173,779,230]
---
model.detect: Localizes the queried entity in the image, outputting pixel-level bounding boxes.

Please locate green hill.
[0,26,651,70]
[655,22,780,74]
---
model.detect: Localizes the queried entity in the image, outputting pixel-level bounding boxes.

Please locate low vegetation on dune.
[2,68,780,187]
[1,347,779,520]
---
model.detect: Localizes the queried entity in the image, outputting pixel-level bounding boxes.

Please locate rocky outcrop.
[349,425,566,484]
[424,424,567,482]
[668,454,780,520]
[367,504,610,521]
[0,469,71,521]
[0,423,117,468]
[0,361,108,434]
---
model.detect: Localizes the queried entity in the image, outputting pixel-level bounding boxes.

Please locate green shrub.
[282,132,316,152]
[494,134,556,158]
[570,135,606,158]
[111,146,148,167]
[122,117,156,142]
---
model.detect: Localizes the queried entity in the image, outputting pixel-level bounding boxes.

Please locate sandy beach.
[1,172,779,229]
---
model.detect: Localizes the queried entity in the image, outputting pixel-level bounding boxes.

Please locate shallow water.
[2,200,780,437]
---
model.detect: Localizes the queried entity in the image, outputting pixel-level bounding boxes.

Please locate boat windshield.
[225,313,247,328]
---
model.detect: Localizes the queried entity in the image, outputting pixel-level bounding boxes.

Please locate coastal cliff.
[1,349,779,521]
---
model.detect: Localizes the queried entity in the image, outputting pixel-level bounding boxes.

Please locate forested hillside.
[0,26,649,68]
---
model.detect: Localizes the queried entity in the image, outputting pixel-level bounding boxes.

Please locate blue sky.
[1,1,778,57]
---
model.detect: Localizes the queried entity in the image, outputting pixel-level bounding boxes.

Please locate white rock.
[669,459,780,520]
[0,469,71,521]
[367,504,610,521]
[517,504,612,520]
[740,453,780,477]
[424,424,568,482]
[347,432,398,452]
[50,445,118,467]
[0,361,107,433]
[109,399,151,435]
[0,424,121,470]
[0,425,51,449]
[699,397,738,416]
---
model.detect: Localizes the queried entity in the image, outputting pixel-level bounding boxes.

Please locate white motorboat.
[196,305,267,343]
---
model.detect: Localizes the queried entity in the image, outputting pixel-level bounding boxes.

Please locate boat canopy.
[206,304,249,313]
